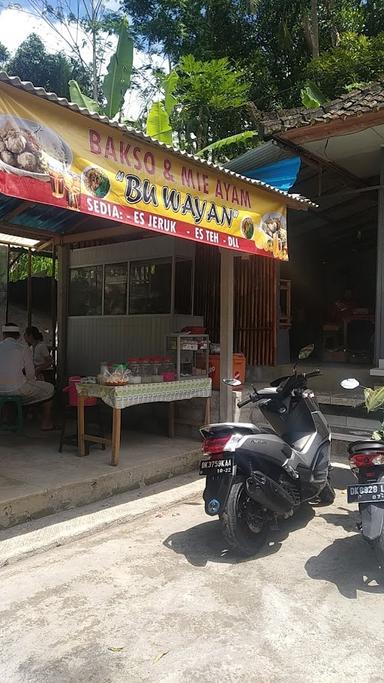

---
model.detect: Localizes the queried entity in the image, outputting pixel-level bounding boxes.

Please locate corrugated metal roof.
[226,140,294,174]
[0,71,314,209]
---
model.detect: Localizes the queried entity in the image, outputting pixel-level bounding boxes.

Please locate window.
[175,259,193,314]
[129,259,172,314]
[69,266,103,316]
[104,263,128,315]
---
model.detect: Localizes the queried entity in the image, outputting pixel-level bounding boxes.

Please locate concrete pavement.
[1,475,384,683]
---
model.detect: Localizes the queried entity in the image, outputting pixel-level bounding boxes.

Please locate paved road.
[1,482,384,683]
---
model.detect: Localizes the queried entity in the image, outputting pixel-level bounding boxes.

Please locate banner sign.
[0,82,288,258]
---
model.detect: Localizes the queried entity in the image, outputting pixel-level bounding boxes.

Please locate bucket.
[64,376,97,407]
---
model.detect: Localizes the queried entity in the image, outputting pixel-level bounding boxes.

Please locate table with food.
[76,334,212,466]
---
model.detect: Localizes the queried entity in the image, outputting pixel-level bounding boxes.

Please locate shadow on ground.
[163,503,315,567]
[305,509,384,599]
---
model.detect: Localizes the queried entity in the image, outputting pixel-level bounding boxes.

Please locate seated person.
[0,323,54,430]
[24,326,52,380]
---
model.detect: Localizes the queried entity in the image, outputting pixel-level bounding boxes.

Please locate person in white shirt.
[0,323,54,430]
[24,326,52,380]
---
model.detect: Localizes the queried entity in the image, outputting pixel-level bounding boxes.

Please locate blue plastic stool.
[0,395,23,432]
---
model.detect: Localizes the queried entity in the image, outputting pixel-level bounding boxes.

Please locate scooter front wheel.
[317,480,336,506]
[220,481,267,556]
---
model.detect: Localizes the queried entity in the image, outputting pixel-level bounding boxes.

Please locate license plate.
[199,457,235,476]
[347,483,384,504]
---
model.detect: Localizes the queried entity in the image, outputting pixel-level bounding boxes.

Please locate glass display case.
[166,334,209,380]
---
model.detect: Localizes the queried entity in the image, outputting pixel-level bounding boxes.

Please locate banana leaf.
[164,70,179,116]
[146,102,173,145]
[103,20,134,119]
[364,386,384,412]
[196,130,257,156]
[68,80,100,113]
[300,82,326,109]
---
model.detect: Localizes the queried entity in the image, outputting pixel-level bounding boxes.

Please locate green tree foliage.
[5,34,90,98]
[173,55,250,151]
[306,31,384,98]
[121,0,381,110]
[9,253,53,283]
[0,42,9,65]
[123,0,259,63]
[365,0,384,37]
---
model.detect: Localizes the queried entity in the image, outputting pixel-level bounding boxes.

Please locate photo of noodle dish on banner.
[0,80,295,260]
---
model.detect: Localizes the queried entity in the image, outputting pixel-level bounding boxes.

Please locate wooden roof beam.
[58,223,140,245]
[281,109,384,145]
[273,136,367,189]
[35,239,54,252]
[0,219,55,241]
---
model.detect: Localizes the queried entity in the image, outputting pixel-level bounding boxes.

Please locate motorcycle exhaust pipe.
[246,471,294,515]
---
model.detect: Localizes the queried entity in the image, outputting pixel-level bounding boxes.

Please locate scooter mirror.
[298,344,315,360]
[222,378,242,387]
[340,378,360,390]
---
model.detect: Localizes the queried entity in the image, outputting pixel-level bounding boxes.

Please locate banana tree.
[69,19,133,120]
[145,70,179,145]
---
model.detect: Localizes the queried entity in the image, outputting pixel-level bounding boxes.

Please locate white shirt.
[0,337,35,393]
[33,341,51,368]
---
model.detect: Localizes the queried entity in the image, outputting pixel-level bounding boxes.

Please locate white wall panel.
[67,314,203,375]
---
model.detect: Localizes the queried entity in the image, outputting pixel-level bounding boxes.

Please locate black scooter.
[199,347,335,555]
[341,377,384,568]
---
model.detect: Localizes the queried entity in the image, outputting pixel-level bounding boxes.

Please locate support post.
[375,147,384,363]
[57,244,69,389]
[27,248,32,327]
[51,246,57,379]
[219,248,234,421]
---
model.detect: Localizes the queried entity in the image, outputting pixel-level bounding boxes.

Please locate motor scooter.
[341,377,384,568]
[199,346,335,555]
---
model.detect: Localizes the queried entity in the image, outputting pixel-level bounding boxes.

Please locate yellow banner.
[0,82,288,258]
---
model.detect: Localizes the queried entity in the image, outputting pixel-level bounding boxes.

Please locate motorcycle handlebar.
[237,370,321,408]
[305,370,321,379]
[237,397,252,408]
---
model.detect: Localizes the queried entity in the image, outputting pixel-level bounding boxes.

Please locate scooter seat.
[348,440,384,455]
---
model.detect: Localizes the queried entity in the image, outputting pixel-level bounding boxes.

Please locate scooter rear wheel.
[220,481,267,556]
[372,531,384,569]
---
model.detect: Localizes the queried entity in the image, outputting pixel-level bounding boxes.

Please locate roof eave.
[0,71,314,210]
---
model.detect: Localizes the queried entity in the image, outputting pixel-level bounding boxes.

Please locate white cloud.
[0,7,95,59]
[0,6,166,120]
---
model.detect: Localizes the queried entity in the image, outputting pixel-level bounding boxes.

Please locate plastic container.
[128,359,141,376]
[151,356,161,376]
[163,371,177,382]
[164,357,175,373]
[208,353,246,390]
[64,376,97,407]
[181,326,206,334]
[140,357,152,379]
